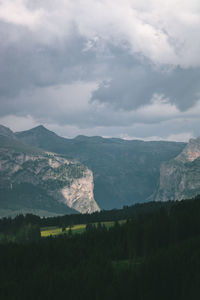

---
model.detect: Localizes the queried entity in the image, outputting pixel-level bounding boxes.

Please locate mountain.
[155,137,200,201]
[15,125,62,149]
[16,126,186,209]
[0,124,16,139]
[0,132,99,217]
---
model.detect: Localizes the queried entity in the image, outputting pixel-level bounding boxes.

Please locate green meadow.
[41,220,126,237]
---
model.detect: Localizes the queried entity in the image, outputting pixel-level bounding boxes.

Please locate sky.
[0,0,200,141]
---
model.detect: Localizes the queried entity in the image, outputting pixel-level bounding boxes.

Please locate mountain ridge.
[0,124,16,139]
[3,124,198,214]
[14,125,186,209]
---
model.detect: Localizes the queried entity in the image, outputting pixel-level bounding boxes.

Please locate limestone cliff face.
[175,137,200,163]
[155,137,200,201]
[0,137,100,215]
[61,171,99,213]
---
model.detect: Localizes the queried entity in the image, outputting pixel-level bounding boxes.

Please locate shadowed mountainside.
[16,125,186,209]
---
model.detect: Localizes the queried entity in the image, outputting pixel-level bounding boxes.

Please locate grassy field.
[41,220,126,237]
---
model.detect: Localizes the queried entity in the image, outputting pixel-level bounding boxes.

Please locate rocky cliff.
[155,137,200,201]
[0,131,99,216]
[16,125,186,209]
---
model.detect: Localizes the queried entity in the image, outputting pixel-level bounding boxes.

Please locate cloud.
[0,114,39,132]
[0,0,200,141]
[0,83,181,127]
[1,81,200,141]
[121,132,194,143]
[1,0,200,66]
[91,63,200,111]
[0,0,44,28]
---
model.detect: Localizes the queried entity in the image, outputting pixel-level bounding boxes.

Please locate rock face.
[175,137,200,163]
[16,125,186,209]
[2,124,191,212]
[155,137,200,201]
[61,172,98,213]
[0,134,100,216]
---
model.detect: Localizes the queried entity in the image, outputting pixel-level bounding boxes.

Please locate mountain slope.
[0,124,16,139]
[0,133,99,217]
[16,126,186,209]
[155,137,200,201]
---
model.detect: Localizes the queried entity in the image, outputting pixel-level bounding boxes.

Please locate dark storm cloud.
[1,22,200,119]
[0,0,200,141]
[91,59,200,111]
[0,21,99,100]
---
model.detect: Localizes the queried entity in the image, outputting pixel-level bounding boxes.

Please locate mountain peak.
[29,125,49,132]
[16,125,57,137]
[0,124,15,139]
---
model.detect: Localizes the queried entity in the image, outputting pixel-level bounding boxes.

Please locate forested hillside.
[0,196,200,299]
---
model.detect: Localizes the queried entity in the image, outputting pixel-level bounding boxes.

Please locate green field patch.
[41,224,86,237]
[41,220,126,237]
[41,227,63,237]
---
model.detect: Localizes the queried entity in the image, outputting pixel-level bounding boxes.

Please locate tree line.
[1,196,200,299]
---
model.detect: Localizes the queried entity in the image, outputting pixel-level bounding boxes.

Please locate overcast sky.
[0,0,200,141]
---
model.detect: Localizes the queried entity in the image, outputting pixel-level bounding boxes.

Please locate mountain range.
[1,124,200,217]
[15,125,187,208]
